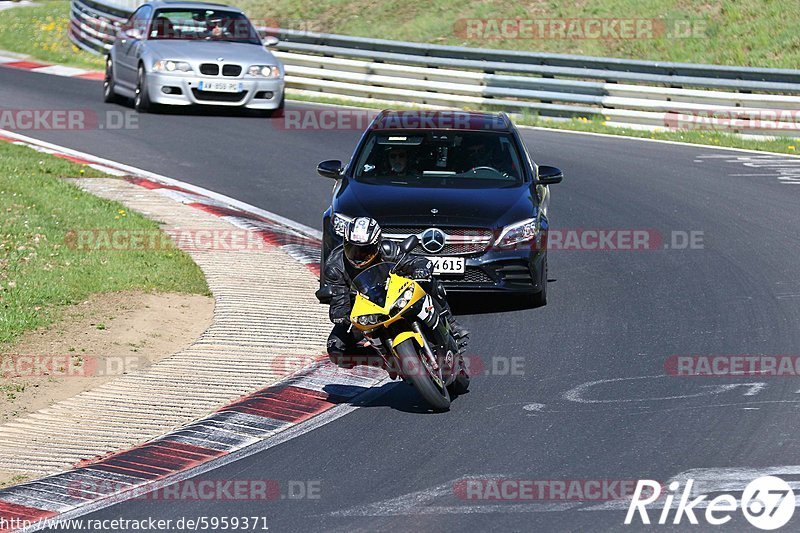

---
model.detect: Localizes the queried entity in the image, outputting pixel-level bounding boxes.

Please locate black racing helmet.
[344,217,382,268]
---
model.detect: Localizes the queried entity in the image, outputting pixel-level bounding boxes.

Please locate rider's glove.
[411,260,433,280]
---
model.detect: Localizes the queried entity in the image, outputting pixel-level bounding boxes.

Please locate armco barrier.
[68,0,800,135]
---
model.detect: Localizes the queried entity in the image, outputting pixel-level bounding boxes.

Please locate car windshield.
[354,131,524,188]
[351,263,394,307]
[149,9,261,44]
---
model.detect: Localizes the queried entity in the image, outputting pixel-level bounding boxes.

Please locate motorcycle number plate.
[427,256,465,275]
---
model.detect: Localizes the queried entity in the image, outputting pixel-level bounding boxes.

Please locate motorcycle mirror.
[400,235,419,254]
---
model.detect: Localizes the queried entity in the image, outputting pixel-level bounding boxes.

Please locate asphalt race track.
[4,67,800,531]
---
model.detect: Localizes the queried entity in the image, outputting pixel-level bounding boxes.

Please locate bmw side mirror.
[123,28,143,40]
[536,165,563,185]
[263,36,279,47]
[400,235,419,255]
[317,160,343,179]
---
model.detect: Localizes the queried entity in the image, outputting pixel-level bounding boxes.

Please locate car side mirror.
[536,165,563,185]
[317,160,343,179]
[400,235,419,255]
[263,36,279,47]
[123,28,143,40]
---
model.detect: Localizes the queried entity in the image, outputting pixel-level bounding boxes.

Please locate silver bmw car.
[103,0,285,115]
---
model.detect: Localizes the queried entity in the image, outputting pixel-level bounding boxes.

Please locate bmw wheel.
[103,56,119,104]
[134,64,152,113]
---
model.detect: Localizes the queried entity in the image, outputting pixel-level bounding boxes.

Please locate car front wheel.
[103,57,119,104]
[134,65,152,113]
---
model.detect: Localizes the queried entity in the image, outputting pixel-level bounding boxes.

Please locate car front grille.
[199,63,219,75]
[191,88,247,102]
[198,63,242,77]
[222,64,242,76]
[441,267,494,285]
[383,226,493,256]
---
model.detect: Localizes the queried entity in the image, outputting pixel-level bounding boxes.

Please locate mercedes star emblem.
[420,228,446,254]
[431,208,439,214]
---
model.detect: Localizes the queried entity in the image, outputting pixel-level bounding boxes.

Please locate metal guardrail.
[69,0,800,135]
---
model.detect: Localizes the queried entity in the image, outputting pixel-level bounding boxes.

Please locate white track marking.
[563,375,767,404]
[31,65,89,77]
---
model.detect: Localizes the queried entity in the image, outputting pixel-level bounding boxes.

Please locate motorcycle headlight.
[331,213,353,237]
[247,65,281,78]
[496,218,538,248]
[357,314,384,326]
[153,60,193,73]
[392,288,415,313]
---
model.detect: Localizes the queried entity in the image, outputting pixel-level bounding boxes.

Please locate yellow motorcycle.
[346,236,469,411]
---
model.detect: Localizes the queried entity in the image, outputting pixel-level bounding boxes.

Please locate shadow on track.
[447,280,556,316]
[107,99,281,118]
[324,382,468,414]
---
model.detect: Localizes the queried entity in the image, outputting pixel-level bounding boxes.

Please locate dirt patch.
[0,470,29,489]
[0,291,214,423]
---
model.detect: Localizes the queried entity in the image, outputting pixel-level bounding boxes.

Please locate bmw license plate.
[198,80,242,93]
[427,256,465,275]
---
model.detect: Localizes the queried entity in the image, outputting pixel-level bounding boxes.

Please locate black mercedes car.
[317,110,563,305]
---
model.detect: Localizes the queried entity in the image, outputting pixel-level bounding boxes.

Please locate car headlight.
[391,288,415,314]
[247,65,281,78]
[153,60,193,73]
[496,218,538,248]
[331,213,353,237]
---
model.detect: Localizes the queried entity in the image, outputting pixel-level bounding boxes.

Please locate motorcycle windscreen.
[351,262,395,307]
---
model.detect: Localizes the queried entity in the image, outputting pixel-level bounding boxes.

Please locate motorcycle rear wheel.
[394,339,451,411]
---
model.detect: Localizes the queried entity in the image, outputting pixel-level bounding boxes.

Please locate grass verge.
[0,0,103,70]
[0,140,209,346]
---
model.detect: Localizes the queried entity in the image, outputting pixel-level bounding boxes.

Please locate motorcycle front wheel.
[394,339,451,411]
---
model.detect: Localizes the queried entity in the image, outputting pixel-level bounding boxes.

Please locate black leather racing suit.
[323,240,447,368]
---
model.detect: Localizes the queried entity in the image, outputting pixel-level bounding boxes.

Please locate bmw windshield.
[149,9,261,45]
[353,131,525,188]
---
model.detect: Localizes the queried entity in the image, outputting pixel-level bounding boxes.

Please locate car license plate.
[198,80,242,93]
[427,256,465,275]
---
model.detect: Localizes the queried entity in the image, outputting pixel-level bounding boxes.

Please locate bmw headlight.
[496,218,538,248]
[153,60,193,73]
[247,65,281,78]
[331,213,353,237]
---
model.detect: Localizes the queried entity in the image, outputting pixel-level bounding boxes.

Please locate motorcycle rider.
[323,217,467,371]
